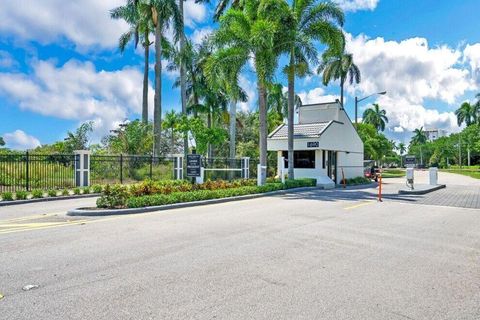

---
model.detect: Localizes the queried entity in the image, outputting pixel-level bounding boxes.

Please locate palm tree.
[162,110,179,154]
[150,0,182,156]
[455,101,478,127]
[0,136,4,147]
[318,50,361,107]
[111,0,153,124]
[283,0,344,179]
[397,142,406,166]
[212,0,291,184]
[411,127,427,165]
[362,103,388,132]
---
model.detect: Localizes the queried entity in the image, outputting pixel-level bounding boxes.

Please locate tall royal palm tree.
[397,142,406,166]
[150,0,182,156]
[455,101,478,127]
[411,127,427,165]
[318,50,361,108]
[111,0,153,124]
[362,103,388,132]
[162,110,179,154]
[212,0,291,184]
[282,0,344,179]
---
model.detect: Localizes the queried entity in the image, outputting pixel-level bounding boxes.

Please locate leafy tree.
[111,0,153,124]
[362,103,388,132]
[212,0,291,184]
[104,120,153,155]
[410,127,427,165]
[176,115,227,155]
[455,101,478,127]
[397,142,406,166]
[64,122,94,153]
[0,136,4,147]
[162,110,180,154]
[318,50,360,107]
[282,0,344,179]
[151,0,182,156]
[356,123,393,163]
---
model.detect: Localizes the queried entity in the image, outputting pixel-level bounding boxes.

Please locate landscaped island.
[96,179,317,209]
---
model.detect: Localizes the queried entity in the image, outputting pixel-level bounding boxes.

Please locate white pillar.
[74,150,91,187]
[241,157,250,179]
[174,156,184,180]
[257,164,267,186]
[280,156,286,184]
[196,167,204,184]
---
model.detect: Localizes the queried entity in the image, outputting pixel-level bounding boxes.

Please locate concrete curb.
[67,186,321,216]
[398,184,446,195]
[0,193,100,207]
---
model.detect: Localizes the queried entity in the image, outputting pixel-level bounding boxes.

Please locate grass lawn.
[381,169,405,178]
[440,169,480,179]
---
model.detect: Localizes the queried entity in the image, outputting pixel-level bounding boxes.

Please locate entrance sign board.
[404,155,416,168]
[186,154,202,177]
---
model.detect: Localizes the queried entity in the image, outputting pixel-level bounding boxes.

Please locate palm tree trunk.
[153,19,163,157]
[340,76,345,108]
[179,0,188,161]
[171,128,175,154]
[142,33,150,124]
[229,100,236,159]
[287,51,295,180]
[258,81,267,185]
[207,110,212,158]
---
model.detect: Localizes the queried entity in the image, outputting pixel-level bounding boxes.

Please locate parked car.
[364,165,380,182]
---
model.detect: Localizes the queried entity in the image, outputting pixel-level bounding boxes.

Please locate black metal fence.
[90,155,175,185]
[0,152,278,193]
[0,152,75,192]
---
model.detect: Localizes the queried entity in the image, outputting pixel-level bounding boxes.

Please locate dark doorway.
[327,150,337,183]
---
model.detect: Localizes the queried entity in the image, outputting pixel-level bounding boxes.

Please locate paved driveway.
[1,171,479,320]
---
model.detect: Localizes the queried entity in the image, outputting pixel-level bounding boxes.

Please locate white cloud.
[3,130,41,150]
[345,34,477,134]
[334,0,379,12]
[184,0,208,28]
[0,59,153,139]
[191,27,213,45]
[0,0,129,49]
[238,75,257,112]
[297,87,341,105]
[0,50,18,69]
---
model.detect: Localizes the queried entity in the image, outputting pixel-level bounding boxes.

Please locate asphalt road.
[1,172,480,319]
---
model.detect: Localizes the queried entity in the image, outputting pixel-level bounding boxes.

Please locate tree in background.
[176,115,227,155]
[397,142,406,166]
[63,122,94,153]
[0,136,4,147]
[111,0,153,124]
[104,120,153,155]
[212,0,291,184]
[318,50,360,107]
[151,0,182,156]
[362,103,388,132]
[455,101,478,127]
[282,0,344,179]
[410,127,427,165]
[162,110,180,154]
[355,123,393,164]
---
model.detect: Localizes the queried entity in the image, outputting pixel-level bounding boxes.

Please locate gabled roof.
[268,121,339,140]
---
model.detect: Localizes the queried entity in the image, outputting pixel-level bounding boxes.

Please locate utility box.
[406,167,414,189]
[429,167,438,185]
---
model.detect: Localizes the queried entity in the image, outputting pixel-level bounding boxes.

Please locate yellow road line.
[344,201,375,210]
[0,220,87,235]
[0,212,61,223]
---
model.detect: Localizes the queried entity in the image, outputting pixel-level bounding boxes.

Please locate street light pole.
[354,91,387,125]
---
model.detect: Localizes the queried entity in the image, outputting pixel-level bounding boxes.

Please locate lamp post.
[355,91,387,125]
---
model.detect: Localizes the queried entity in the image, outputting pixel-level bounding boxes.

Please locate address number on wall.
[307,142,319,148]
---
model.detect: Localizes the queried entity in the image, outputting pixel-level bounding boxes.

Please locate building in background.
[424,128,447,141]
[267,101,364,189]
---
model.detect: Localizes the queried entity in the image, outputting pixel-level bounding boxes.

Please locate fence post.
[241,157,250,179]
[149,155,153,179]
[25,151,30,191]
[74,150,91,187]
[120,154,123,184]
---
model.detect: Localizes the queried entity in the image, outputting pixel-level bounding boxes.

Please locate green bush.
[92,185,103,193]
[47,189,57,197]
[62,189,70,196]
[15,191,28,200]
[96,184,129,208]
[73,187,81,195]
[1,192,14,201]
[82,187,91,194]
[31,189,43,199]
[284,178,317,189]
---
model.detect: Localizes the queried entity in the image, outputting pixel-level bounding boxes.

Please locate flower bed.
[96,178,317,209]
[0,185,104,202]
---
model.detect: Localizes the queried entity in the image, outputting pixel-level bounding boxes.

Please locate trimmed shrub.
[92,185,103,193]
[1,192,14,201]
[47,189,57,197]
[32,189,43,199]
[82,187,91,194]
[73,188,81,195]
[15,191,28,200]
[96,184,129,208]
[62,189,70,196]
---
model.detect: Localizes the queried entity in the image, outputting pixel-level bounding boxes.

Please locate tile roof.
[268,122,331,139]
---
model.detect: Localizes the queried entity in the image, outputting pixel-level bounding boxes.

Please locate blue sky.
[1,0,480,149]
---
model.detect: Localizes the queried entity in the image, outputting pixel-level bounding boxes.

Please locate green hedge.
[97,178,317,209]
